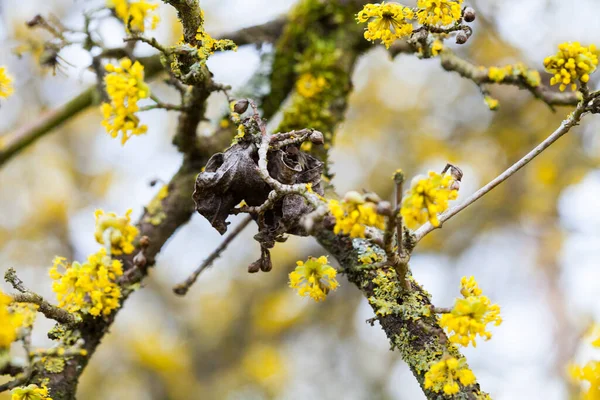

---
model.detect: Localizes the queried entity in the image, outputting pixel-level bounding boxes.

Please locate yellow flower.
[101,58,150,145]
[569,361,600,400]
[0,66,14,99]
[357,2,415,49]
[484,95,499,110]
[544,42,598,92]
[328,193,386,238]
[296,73,328,98]
[400,171,458,229]
[289,256,339,302]
[94,209,139,255]
[11,384,52,400]
[0,292,25,349]
[439,276,502,347]
[431,40,444,56]
[424,356,476,395]
[417,0,463,27]
[107,0,160,33]
[49,248,124,317]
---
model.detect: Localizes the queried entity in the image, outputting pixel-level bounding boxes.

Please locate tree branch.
[414,100,587,242]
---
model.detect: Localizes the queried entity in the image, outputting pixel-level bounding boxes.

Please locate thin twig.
[4,268,78,325]
[173,216,253,296]
[414,101,587,242]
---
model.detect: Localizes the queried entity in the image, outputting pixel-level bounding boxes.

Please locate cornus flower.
[94,208,139,255]
[107,0,160,32]
[49,248,124,317]
[569,361,600,400]
[439,276,502,347]
[328,192,386,238]
[400,171,458,229]
[0,66,14,99]
[544,42,598,92]
[356,2,414,49]
[11,384,53,400]
[417,0,463,27]
[296,73,327,98]
[0,292,24,348]
[424,356,476,395]
[101,59,150,145]
[289,256,339,302]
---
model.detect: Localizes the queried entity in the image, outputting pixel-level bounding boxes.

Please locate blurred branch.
[0,56,163,169]
[414,100,587,242]
[173,215,253,295]
[219,17,287,46]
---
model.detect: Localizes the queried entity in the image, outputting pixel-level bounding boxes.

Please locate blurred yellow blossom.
[424,356,476,395]
[417,0,463,26]
[569,361,600,400]
[49,248,123,317]
[439,276,502,347]
[94,208,139,255]
[544,42,598,92]
[107,0,160,32]
[0,66,14,99]
[328,192,385,238]
[242,344,287,392]
[289,256,339,302]
[296,73,327,98]
[401,171,457,229]
[356,2,414,48]
[101,59,150,145]
[0,292,24,348]
[431,40,444,56]
[11,384,52,400]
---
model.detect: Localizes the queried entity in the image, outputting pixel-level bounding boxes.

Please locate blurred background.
[1,0,600,399]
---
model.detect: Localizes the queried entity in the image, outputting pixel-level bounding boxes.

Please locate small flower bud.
[233,99,249,114]
[309,130,324,144]
[139,235,150,248]
[344,190,365,204]
[376,201,393,216]
[456,32,468,45]
[363,192,382,204]
[133,251,147,268]
[463,7,476,23]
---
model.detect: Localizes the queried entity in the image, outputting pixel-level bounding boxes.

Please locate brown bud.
[139,235,150,248]
[463,7,476,23]
[133,251,147,268]
[363,192,382,204]
[309,130,324,144]
[376,201,393,216]
[233,99,249,114]
[456,32,468,45]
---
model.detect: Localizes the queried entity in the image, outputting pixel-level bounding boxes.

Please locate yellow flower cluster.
[11,384,52,400]
[356,2,415,48]
[487,63,542,87]
[289,256,339,302]
[0,66,14,99]
[108,0,160,32]
[195,27,237,62]
[417,0,463,26]
[400,171,457,229]
[0,292,24,349]
[296,73,328,98]
[94,209,139,255]
[101,59,150,145]
[544,42,598,92]
[569,361,600,400]
[328,192,386,238]
[49,248,124,317]
[439,276,502,347]
[424,356,476,395]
